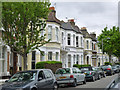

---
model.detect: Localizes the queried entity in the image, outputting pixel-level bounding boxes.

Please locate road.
[59,74,118,90]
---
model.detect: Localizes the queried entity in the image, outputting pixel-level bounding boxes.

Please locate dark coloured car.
[100,65,114,76]
[1,69,58,90]
[112,65,119,74]
[94,67,106,78]
[80,67,100,81]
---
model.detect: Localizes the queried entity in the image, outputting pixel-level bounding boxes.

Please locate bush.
[115,63,120,65]
[104,62,112,65]
[36,61,62,69]
[73,64,91,69]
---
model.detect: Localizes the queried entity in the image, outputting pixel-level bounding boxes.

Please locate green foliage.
[36,61,62,69]
[2,2,50,56]
[115,63,120,65]
[97,26,120,62]
[2,2,50,70]
[104,62,112,65]
[73,64,91,69]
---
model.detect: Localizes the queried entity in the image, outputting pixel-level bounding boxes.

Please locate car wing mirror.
[5,80,9,82]
[38,77,42,81]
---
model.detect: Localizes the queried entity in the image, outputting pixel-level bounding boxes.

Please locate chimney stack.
[81,27,87,30]
[68,19,75,26]
[49,7,55,11]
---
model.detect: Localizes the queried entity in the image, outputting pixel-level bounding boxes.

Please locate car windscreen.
[8,71,37,82]
[101,66,111,69]
[55,68,71,74]
[81,68,89,71]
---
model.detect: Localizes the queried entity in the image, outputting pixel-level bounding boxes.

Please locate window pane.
[32,51,36,60]
[56,52,59,61]
[48,26,52,39]
[56,27,59,41]
[68,34,71,45]
[48,52,52,60]
[76,36,78,47]
[40,51,44,61]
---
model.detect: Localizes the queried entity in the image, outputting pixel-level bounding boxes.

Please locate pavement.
[0,79,8,85]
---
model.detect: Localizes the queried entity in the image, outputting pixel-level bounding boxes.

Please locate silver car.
[1,69,58,90]
[55,67,86,87]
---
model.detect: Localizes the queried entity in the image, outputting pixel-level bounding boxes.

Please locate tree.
[97,26,120,63]
[2,2,50,70]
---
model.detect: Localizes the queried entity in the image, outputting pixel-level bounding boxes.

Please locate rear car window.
[55,68,71,74]
[102,66,111,69]
[81,68,89,71]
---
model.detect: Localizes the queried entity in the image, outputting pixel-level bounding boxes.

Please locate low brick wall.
[44,63,62,74]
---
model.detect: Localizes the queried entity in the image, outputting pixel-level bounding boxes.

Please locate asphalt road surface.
[59,74,119,90]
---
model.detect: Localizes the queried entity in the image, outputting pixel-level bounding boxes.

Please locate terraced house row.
[0,7,118,77]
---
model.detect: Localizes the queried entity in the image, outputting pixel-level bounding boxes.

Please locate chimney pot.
[68,19,74,22]
[49,7,55,10]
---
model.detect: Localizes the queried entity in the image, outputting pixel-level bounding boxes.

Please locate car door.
[36,70,48,89]
[44,70,54,88]
[76,68,84,81]
[72,68,79,82]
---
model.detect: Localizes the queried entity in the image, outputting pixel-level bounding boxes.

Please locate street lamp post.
[101,37,110,65]
[102,39,104,65]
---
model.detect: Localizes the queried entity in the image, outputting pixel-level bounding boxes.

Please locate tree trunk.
[23,54,27,70]
[119,57,120,63]
[13,52,18,75]
[109,55,112,63]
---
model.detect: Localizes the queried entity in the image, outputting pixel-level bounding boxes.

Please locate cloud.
[51,2,118,36]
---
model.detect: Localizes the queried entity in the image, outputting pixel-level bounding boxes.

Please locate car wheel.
[103,73,106,78]
[83,78,86,84]
[92,76,95,82]
[72,79,77,87]
[53,83,58,90]
[98,74,101,80]
[31,88,37,90]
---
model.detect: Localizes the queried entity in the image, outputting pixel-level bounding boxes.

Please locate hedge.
[104,62,112,65]
[114,63,120,65]
[73,64,91,69]
[36,61,62,69]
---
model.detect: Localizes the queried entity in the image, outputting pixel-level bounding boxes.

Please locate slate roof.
[80,28,91,38]
[60,21,82,34]
[47,10,61,25]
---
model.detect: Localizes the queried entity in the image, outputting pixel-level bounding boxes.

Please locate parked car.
[80,67,92,73]
[106,74,120,90]
[112,65,119,74]
[100,65,114,76]
[1,69,58,90]
[80,67,100,81]
[55,67,86,87]
[94,67,106,78]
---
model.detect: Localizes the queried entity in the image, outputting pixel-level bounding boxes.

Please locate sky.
[50,0,119,36]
